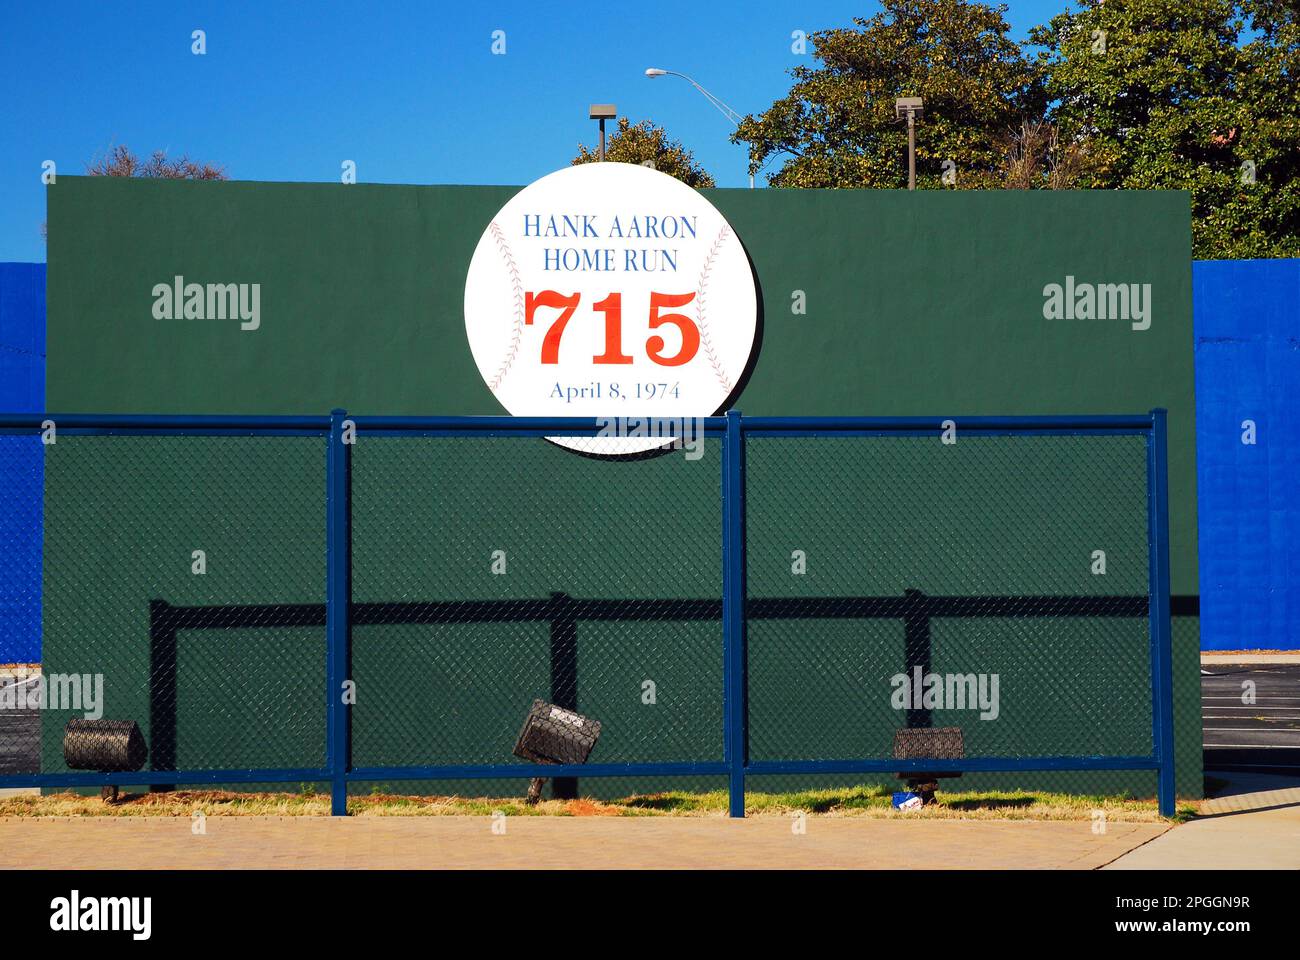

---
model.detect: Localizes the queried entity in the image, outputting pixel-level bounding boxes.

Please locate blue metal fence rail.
[0,409,1176,817]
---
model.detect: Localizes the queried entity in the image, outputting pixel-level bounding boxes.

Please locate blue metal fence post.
[1147,408,1176,817]
[326,409,352,815]
[722,410,747,817]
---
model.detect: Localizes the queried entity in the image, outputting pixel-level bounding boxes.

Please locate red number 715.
[524,291,700,367]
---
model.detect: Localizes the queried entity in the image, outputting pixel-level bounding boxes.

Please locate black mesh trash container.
[63,719,148,772]
[892,726,964,804]
[513,700,601,803]
[514,700,601,765]
[892,726,964,766]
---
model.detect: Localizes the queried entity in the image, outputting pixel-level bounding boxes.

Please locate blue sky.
[0,0,1070,262]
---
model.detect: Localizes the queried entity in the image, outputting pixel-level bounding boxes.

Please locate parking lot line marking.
[1202,743,1300,749]
[1201,697,1300,707]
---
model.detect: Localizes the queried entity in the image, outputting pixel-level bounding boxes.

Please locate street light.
[894,96,924,190]
[589,103,617,161]
[645,68,753,188]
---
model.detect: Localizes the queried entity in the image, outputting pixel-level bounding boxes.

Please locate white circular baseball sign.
[464,163,759,454]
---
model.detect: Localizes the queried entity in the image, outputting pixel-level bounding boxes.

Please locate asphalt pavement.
[1201,661,1300,775]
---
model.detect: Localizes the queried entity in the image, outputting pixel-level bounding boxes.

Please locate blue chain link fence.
[0,410,1174,815]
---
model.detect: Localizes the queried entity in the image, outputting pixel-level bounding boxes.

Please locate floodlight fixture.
[894,96,925,190]
[589,104,617,160]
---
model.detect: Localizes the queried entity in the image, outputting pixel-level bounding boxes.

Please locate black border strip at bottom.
[8,867,1277,944]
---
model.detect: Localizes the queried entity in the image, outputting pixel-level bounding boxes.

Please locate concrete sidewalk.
[8,774,1297,870]
[1107,773,1300,869]
[2,815,1165,870]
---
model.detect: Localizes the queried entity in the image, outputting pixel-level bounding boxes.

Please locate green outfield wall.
[40,177,1201,799]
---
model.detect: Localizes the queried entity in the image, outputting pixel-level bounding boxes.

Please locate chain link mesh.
[350,434,723,781]
[0,423,1166,804]
[746,433,1153,770]
[0,432,326,781]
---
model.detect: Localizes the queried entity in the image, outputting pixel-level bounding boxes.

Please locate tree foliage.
[572,117,716,188]
[732,0,1045,189]
[1031,0,1299,257]
[734,0,1298,256]
[87,144,228,180]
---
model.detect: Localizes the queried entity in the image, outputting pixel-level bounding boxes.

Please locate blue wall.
[0,262,44,663]
[1194,260,1300,650]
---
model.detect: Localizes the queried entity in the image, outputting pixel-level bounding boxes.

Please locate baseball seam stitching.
[488,220,525,390]
[695,224,733,394]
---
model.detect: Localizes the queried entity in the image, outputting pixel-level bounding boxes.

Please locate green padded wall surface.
[42,177,1200,797]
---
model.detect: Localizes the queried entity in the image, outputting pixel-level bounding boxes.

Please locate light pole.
[589,104,616,160]
[894,96,924,190]
[645,68,754,188]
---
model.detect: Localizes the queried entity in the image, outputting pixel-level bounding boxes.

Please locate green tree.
[1031,0,1300,258]
[572,117,716,187]
[732,0,1046,188]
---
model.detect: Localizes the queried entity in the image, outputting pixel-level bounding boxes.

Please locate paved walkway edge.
[0,816,1169,870]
